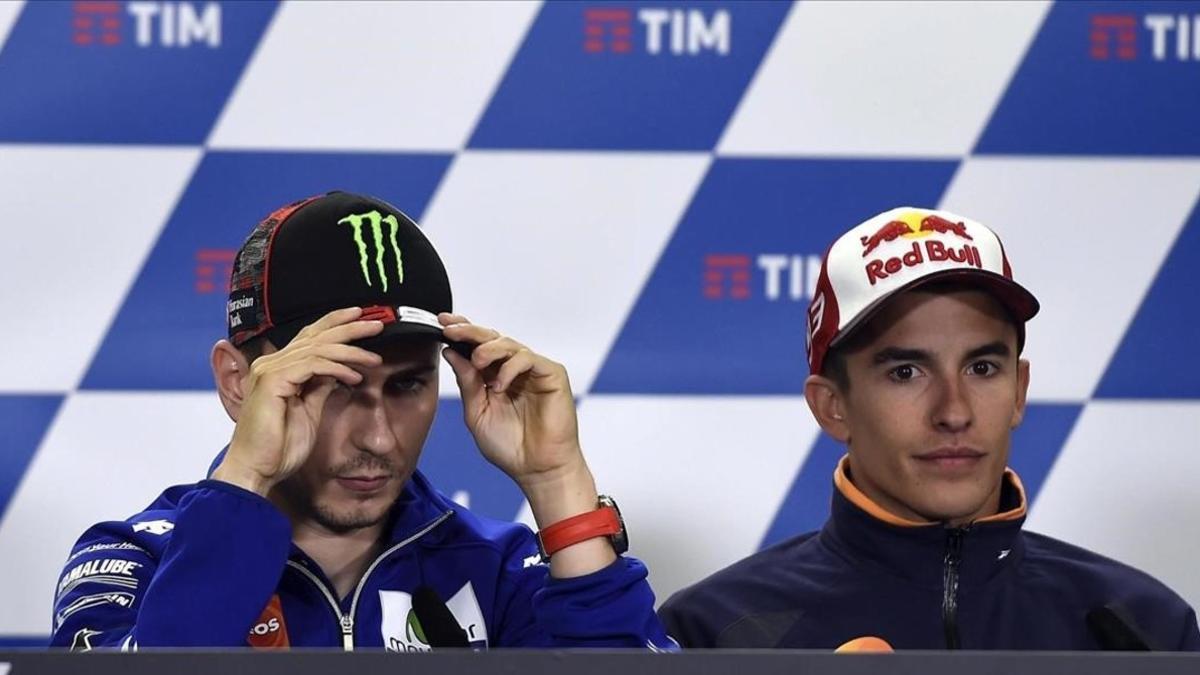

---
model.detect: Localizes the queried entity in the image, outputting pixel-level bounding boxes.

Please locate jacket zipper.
[284,510,453,650]
[942,527,966,650]
[286,561,355,650]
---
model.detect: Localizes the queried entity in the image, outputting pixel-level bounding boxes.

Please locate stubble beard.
[309,500,391,534]
[278,454,403,535]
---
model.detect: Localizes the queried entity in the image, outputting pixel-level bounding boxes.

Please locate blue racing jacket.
[50,467,672,650]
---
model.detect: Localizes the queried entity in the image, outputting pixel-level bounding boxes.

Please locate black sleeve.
[658,588,718,648]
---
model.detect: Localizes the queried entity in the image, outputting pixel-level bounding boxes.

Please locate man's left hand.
[439,313,616,577]
[439,313,583,485]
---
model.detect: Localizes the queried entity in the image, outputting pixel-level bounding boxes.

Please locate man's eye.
[388,378,424,394]
[969,361,998,376]
[889,365,917,381]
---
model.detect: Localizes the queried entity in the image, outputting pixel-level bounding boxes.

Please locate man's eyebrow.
[383,363,437,377]
[871,347,932,365]
[965,341,1012,361]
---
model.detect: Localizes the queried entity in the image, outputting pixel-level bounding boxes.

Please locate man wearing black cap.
[659,207,1200,651]
[50,192,672,650]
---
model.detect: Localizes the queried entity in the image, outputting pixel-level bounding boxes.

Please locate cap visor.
[359,319,477,359]
[829,269,1040,351]
[261,314,474,358]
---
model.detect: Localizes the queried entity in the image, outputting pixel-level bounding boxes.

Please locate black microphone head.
[412,585,470,649]
[1086,604,1154,651]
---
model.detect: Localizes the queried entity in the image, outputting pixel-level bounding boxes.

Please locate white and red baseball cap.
[806,206,1040,375]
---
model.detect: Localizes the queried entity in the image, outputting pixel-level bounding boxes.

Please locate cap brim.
[828,269,1040,351]
[359,321,477,359]
[357,319,445,348]
[261,314,474,358]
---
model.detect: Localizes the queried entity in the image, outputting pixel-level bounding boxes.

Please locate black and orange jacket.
[659,457,1200,650]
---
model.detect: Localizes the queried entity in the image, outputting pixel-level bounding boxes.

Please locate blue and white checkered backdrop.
[1,0,1198,645]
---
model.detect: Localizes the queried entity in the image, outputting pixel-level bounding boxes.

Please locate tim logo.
[1090,15,1136,60]
[1091,13,1200,61]
[703,254,750,300]
[584,8,633,53]
[72,2,222,48]
[583,6,730,55]
[704,254,822,302]
[339,210,406,292]
[73,2,121,45]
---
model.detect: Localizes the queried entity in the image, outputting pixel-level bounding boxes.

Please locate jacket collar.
[820,455,1028,590]
[386,469,456,544]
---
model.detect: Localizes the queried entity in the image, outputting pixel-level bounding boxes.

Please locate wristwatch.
[536,495,629,563]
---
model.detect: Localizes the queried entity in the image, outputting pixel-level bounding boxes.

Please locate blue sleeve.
[49,536,155,651]
[50,480,292,649]
[490,528,678,649]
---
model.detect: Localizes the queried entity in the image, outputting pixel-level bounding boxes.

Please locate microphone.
[1086,605,1153,651]
[412,585,469,648]
[835,636,894,652]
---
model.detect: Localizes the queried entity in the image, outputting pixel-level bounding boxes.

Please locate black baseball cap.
[226,191,453,349]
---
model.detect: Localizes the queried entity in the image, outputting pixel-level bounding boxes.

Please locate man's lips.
[914,448,985,470]
[917,447,985,460]
[336,475,391,493]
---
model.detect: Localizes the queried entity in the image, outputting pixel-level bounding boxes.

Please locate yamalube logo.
[380,582,488,651]
[57,559,142,597]
[339,210,405,292]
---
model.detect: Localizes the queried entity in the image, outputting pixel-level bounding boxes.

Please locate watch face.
[599,495,629,555]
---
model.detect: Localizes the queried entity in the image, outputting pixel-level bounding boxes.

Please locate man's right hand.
[211,307,384,496]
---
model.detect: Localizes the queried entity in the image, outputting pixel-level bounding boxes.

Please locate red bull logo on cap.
[860,212,973,257]
[860,211,981,286]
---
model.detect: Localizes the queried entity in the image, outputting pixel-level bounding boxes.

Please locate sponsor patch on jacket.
[55,591,136,629]
[66,542,149,564]
[380,582,487,651]
[247,595,290,649]
[70,627,103,652]
[131,519,174,535]
[57,559,141,597]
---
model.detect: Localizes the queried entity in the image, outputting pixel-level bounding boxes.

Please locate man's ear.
[804,374,850,443]
[211,340,251,422]
[1010,358,1031,429]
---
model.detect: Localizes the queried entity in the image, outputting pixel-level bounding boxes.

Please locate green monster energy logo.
[338,210,405,292]
[405,609,428,646]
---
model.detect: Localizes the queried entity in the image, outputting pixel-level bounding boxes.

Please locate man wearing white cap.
[659,207,1200,651]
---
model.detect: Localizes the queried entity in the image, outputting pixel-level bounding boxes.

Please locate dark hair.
[237,336,273,365]
[822,344,852,392]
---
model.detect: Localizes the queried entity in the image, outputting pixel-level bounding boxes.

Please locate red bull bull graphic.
[919,214,974,240]
[860,213,973,257]
[859,219,915,257]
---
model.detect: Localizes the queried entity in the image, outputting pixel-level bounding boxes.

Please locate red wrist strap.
[537,506,621,559]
